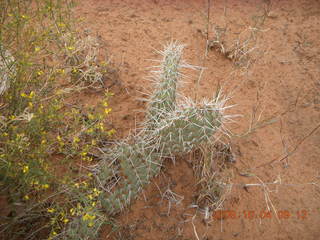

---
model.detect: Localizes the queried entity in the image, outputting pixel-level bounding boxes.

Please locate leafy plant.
[0,1,114,239]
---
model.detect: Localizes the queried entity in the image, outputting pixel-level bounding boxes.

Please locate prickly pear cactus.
[96,41,226,215]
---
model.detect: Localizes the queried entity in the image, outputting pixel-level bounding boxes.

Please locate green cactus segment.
[147,43,184,124]
[98,137,161,215]
[153,102,222,155]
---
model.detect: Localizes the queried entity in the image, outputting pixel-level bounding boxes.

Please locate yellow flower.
[58,22,66,28]
[82,213,96,221]
[56,69,65,74]
[87,172,93,177]
[107,129,116,136]
[104,108,112,115]
[87,194,93,200]
[34,47,40,52]
[37,70,44,76]
[28,102,33,108]
[21,92,27,98]
[57,135,65,146]
[86,128,93,134]
[47,208,55,213]
[73,136,80,144]
[23,195,30,200]
[30,180,39,187]
[67,46,75,51]
[42,184,50,189]
[97,123,104,131]
[23,165,29,174]
[29,91,35,98]
[62,218,69,224]
[103,101,108,107]
[70,208,75,216]
[88,113,94,120]
[88,222,94,227]
[80,151,87,157]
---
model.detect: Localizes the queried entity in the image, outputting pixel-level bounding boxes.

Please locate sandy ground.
[75,0,320,239]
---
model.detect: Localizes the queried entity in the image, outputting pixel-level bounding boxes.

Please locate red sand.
[75,1,320,239]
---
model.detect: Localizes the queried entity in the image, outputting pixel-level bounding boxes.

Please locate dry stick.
[194,67,204,103]
[279,117,290,167]
[191,214,200,240]
[195,0,211,102]
[195,0,212,102]
[205,0,211,57]
[255,122,320,169]
[254,175,280,223]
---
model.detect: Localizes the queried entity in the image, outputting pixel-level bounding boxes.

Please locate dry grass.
[207,1,272,69]
[191,142,235,211]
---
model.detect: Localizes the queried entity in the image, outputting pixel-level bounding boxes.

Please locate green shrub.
[0,1,113,239]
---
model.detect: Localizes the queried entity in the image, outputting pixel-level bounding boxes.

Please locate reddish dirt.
[75,0,320,239]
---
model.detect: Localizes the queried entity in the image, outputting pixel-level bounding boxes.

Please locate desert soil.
[75,0,320,239]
